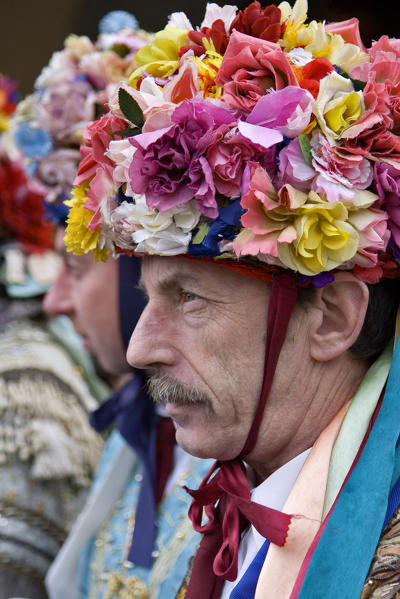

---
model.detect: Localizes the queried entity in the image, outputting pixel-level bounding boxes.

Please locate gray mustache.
[146,374,212,411]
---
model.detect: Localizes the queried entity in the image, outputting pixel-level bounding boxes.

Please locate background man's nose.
[43,269,73,317]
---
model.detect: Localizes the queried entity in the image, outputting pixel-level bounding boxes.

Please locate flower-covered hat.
[0,76,61,297]
[65,0,400,286]
[6,11,153,227]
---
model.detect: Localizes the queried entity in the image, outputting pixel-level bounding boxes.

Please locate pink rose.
[35,79,96,143]
[215,30,298,113]
[325,18,366,51]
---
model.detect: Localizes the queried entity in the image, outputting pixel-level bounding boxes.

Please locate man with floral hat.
[64,1,400,597]
[0,75,105,599]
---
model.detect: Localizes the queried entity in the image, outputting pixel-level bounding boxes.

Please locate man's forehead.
[139,255,259,297]
[140,256,226,292]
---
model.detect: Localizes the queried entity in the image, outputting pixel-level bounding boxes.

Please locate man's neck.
[245,353,369,483]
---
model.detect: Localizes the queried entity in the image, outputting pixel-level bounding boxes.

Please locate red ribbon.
[185,273,299,598]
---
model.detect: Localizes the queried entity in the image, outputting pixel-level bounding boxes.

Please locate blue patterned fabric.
[78,431,212,598]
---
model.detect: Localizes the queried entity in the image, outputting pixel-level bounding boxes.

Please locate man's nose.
[43,267,73,317]
[126,302,175,371]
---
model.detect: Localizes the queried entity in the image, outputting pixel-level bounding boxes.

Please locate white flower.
[139,77,163,97]
[286,47,313,66]
[167,11,193,30]
[201,3,238,32]
[111,196,200,255]
[35,49,78,87]
[106,139,136,194]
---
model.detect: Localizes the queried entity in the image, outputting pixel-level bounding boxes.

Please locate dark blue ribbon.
[90,374,158,568]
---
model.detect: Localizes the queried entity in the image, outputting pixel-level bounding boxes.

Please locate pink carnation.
[310,131,373,201]
[215,30,298,113]
[374,162,400,247]
[128,99,235,218]
[343,124,400,169]
[206,124,275,197]
[74,112,127,186]
[349,208,389,269]
[275,139,315,192]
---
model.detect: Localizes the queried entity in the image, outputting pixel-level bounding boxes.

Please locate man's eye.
[181,290,197,303]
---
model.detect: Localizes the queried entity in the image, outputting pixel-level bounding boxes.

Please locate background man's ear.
[309,272,369,362]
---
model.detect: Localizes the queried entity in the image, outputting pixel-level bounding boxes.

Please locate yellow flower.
[279,0,308,50]
[0,111,9,132]
[324,91,362,135]
[64,184,109,261]
[313,71,364,140]
[299,22,343,58]
[129,27,188,88]
[234,164,360,276]
[189,43,223,99]
[278,190,359,275]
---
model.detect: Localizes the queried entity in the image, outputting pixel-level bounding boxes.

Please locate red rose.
[230,2,285,44]
[182,19,229,57]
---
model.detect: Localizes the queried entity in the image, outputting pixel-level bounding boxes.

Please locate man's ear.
[309,272,369,362]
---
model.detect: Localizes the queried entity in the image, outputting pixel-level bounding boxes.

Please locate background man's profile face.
[44,228,128,376]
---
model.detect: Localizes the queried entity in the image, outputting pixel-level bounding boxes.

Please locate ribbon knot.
[185,458,292,582]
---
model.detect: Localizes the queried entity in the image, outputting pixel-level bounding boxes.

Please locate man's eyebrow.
[138,272,198,294]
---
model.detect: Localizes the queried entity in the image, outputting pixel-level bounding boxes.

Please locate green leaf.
[192,223,209,245]
[351,79,367,92]
[298,133,313,166]
[118,88,144,128]
[114,127,142,138]
[110,43,130,58]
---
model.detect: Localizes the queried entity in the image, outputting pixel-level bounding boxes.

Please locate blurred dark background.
[1,0,397,96]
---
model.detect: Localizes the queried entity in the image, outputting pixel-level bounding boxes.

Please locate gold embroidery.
[104,573,150,599]
[361,506,400,598]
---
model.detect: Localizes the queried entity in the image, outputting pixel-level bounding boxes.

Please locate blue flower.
[15,123,52,160]
[99,11,138,34]
[189,198,244,257]
[297,272,335,288]
[44,198,69,226]
[117,186,133,204]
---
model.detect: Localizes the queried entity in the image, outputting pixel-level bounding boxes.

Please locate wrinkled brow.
[138,272,198,295]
